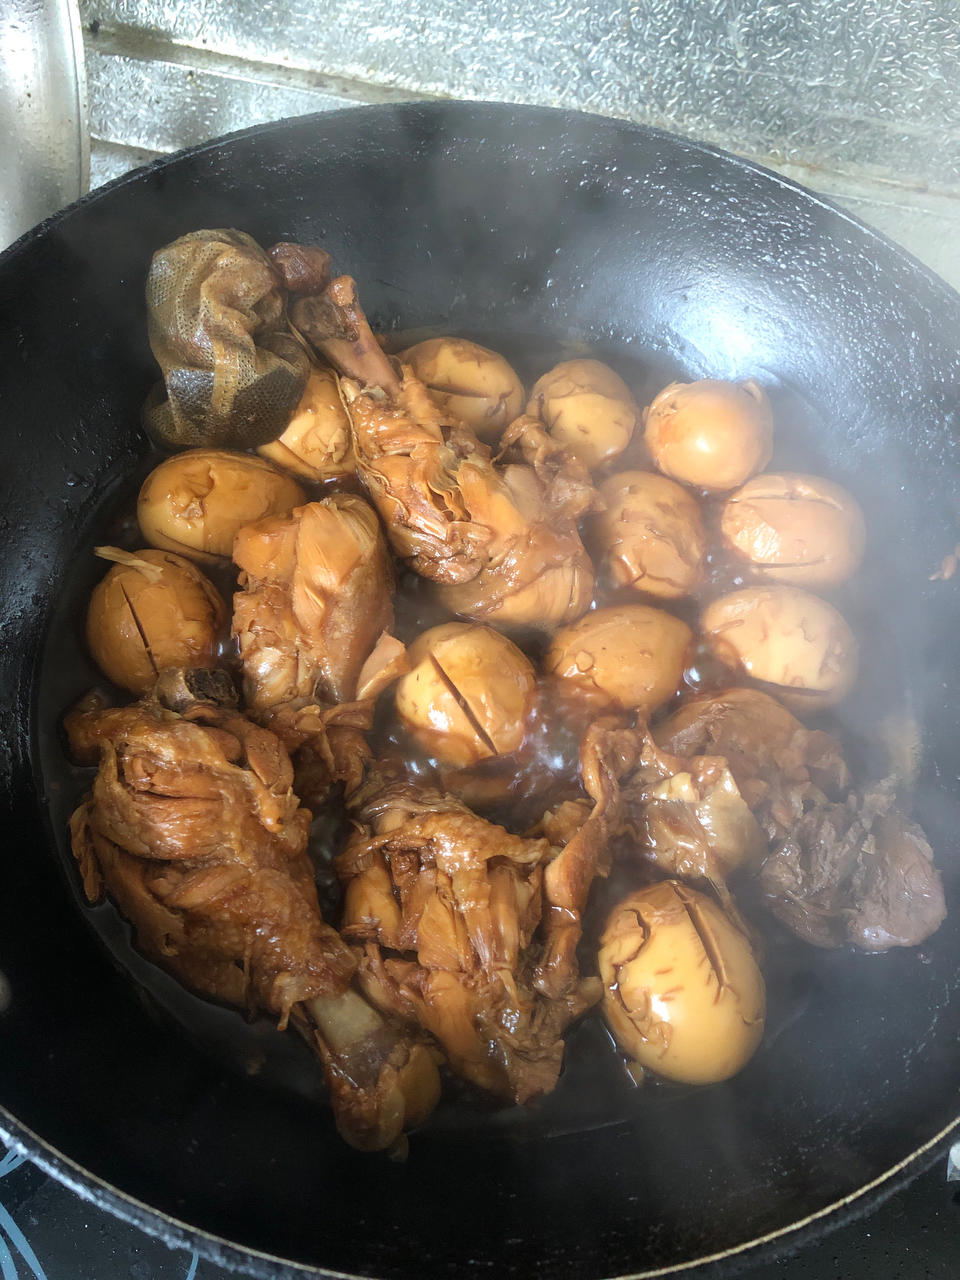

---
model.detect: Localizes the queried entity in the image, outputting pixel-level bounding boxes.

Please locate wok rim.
[2,1105,956,1278]
[4,98,959,1277]
[5,99,960,312]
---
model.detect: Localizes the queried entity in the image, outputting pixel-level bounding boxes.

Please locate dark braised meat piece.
[70,698,348,1019]
[153,665,239,714]
[68,690,439,1151]
[258,698,380,813]
[64,670,238,765]
[655,688,945,951]
[494,413,600,524]
[267,241,332,296]
[291,277,495,582]
[623,743,766,910]
[433,450,596,627]
[533,720,632,999]
[340,362,496,586]
[291,273,402,395]
[654,687,850,842]
[337,769,601,1103]
[760,781,946,951]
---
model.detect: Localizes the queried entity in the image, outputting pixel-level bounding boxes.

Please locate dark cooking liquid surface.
[33,332,917,1143]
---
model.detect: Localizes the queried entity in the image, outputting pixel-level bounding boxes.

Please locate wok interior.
[2,105,959,1277]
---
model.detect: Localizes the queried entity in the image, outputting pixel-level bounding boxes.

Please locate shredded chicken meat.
[760,780,946,950]
[654,687,850,842]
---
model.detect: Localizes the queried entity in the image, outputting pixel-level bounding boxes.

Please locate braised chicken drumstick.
[67,681,439,1152]
[232,492,407,806]
[297,275,597,627]
[337,766,602,1103]
[233,492,397,712]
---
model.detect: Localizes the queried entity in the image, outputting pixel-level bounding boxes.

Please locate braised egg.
[643,378,772,491]
[138,449,305,561]
[720,471,866,587]
[396,622,537,767]
[527,358,638,470]
[701,586,859,709]
[258,366,355,482]
[599,880,765,1084]
[401,337,524,440]
[591,470,706,599]
[545,604,691,714]
[85,547,226,694]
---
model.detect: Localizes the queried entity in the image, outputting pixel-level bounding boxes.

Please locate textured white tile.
[89,137,164,187]
[78,0,960,188]
[87,49,375,154]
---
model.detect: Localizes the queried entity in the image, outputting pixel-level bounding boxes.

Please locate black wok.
[0,102,958,1279]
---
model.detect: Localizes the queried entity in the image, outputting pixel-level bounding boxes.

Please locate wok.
[0,102,958,1279]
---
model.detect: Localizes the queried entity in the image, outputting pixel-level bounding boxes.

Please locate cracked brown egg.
[544,604,692,714]
[527,358,638,470]
[643,378,773,491]
[85,547,227,694]
[720,471,866,587]
[137,449,306,561]
[257,365,355,482]
[395,622,537,767]
[598,880,765,1085]
[591,470,706,599]
[400,337,524,441]
[701,585,859,710]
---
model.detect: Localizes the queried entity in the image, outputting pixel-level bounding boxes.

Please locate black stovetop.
[0,1142,956,1279]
